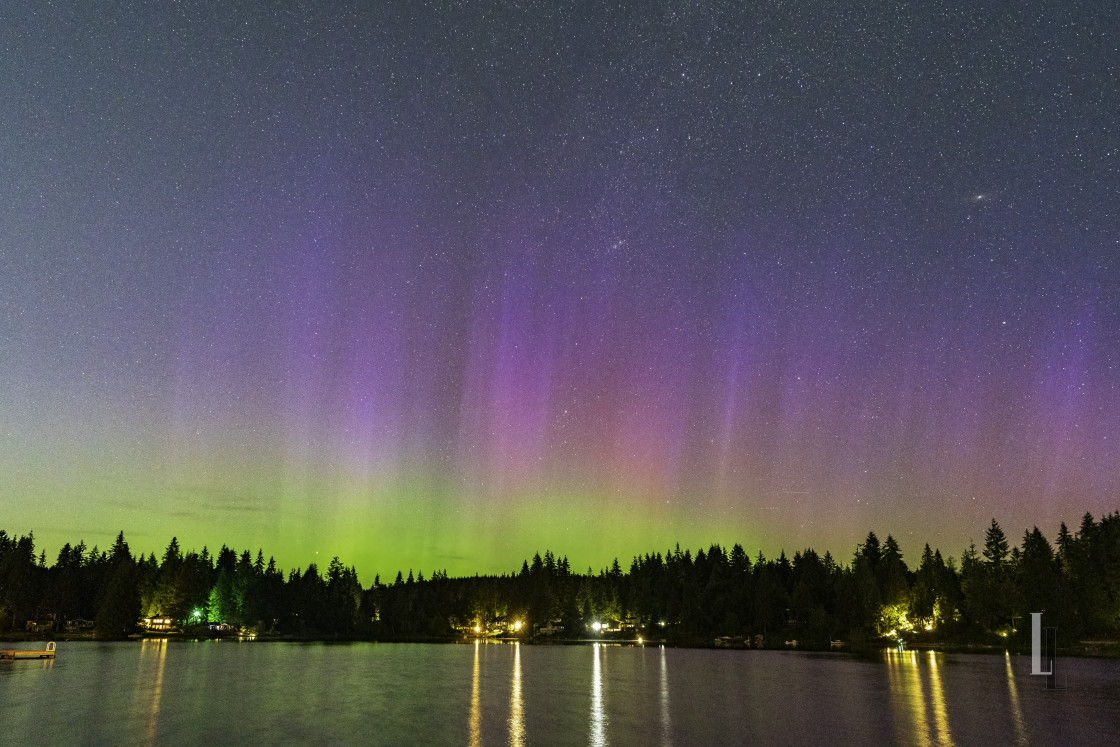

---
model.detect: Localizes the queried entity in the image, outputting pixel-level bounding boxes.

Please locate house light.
[591,622,602,632]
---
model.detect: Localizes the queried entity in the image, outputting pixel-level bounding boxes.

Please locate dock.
[0,642,56,659]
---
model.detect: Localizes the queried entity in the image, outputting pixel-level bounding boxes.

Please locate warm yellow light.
[592,622,602,632]
[925,624,933,631]
[637,637,643,644]
[474,626,481,634]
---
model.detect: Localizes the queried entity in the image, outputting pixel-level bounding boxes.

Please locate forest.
[1,512,1118,648]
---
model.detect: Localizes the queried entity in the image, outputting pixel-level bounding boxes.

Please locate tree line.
[1,512,1118,646]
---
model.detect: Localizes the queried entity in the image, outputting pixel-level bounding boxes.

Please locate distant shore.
[5,515,1120,658]
[3,631,1118,659]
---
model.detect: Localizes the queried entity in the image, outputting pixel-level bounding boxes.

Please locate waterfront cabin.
[143,615,174,632]
[66,618,95,633]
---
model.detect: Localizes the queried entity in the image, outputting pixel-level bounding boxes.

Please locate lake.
[1,640,1118,745]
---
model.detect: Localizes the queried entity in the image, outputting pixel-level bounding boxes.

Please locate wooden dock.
[0,642,56,659]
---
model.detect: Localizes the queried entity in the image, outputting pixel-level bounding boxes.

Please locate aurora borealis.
[2,2,1117,581]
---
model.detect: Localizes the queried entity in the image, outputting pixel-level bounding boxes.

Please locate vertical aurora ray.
[0,2,1116,581]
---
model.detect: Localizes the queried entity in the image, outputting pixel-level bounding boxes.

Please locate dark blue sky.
[1,1,1117,577]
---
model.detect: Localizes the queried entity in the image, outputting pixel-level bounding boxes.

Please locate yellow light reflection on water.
[927,650,953,746]
[590,643,606,746]
[509,642,525,746]
[141,638,168,744]
[469,640,481,747]
[905,651,930,746]
[1005,652,1027,745]
[886,647,932,747]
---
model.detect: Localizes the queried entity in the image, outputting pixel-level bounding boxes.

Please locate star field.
[1,1,1117,579]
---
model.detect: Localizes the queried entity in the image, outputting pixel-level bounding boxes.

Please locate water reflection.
[509,642,524,746]
[905,651,930,745]
[928,651,952,746]
[141,638,168,744]
[10,642,1119,744]
[886,648,938,746]
[659,646,671,746]
[590,643,606,746]
[469,641,481,747]
[1005,652,1027,745]
[884,648,959,747]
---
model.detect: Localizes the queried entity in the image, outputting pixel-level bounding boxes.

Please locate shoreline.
[3,631,1118,659]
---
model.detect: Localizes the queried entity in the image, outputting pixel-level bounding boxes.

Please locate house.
[66,618,95,633]
[25,618,54,633]
[143,615,174,632]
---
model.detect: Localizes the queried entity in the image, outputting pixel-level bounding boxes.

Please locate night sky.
[2,1,1117,581]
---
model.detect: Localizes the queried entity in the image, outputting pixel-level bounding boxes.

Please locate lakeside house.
[66,618,95,633]
[26,617,55,633]
[143,615,174,632]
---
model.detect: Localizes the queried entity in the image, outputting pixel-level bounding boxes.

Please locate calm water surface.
[2,640,1118,745]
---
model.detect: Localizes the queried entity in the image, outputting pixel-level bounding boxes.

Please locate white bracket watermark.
[1030,612,1061,689]
[1030,612,1051,675]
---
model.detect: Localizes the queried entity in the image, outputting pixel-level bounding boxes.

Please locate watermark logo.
[1030,612,1059,689]
[1030,612,1051,675]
